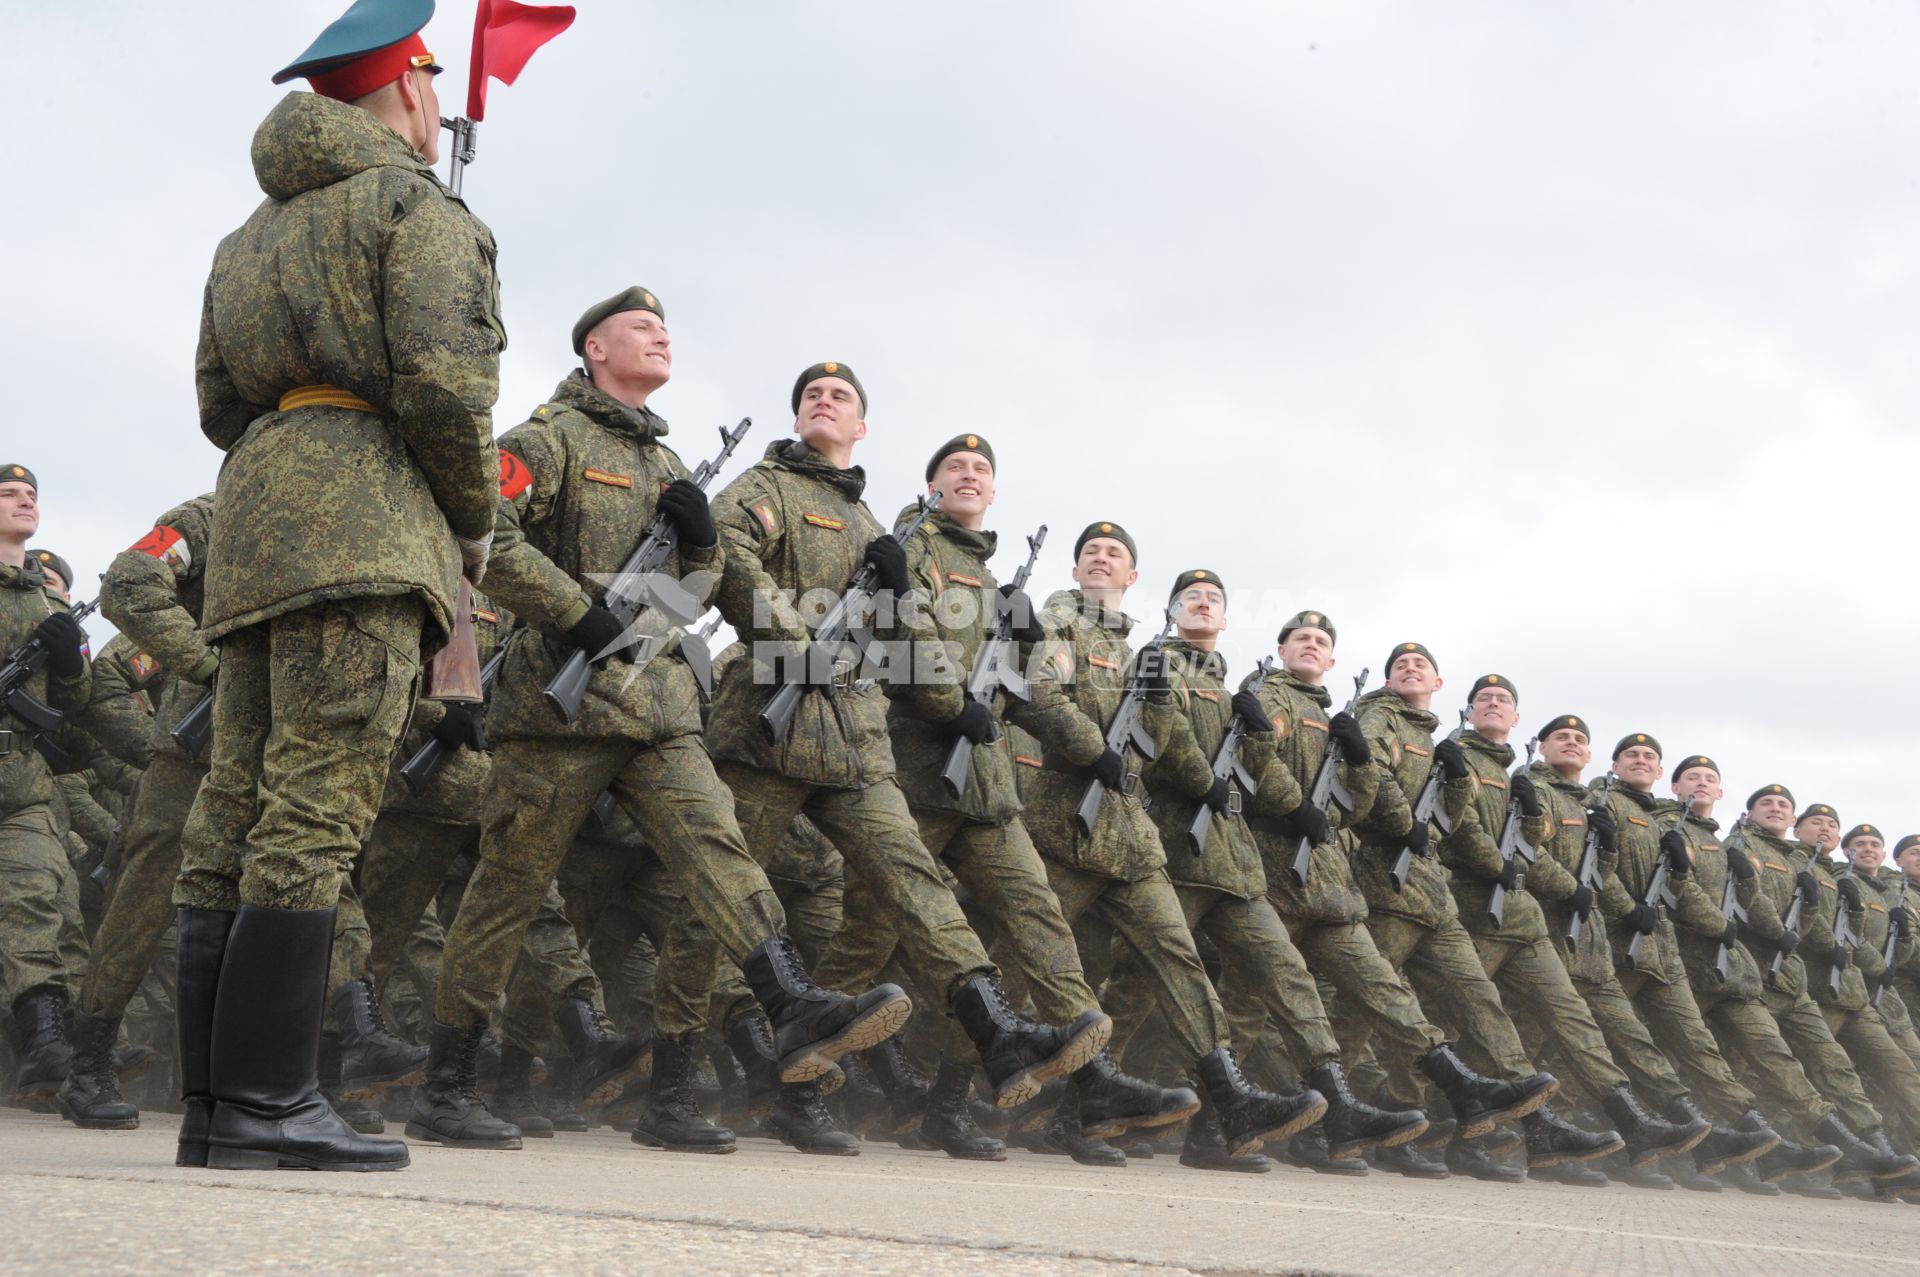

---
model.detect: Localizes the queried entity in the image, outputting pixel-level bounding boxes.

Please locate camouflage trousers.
[1761,984,1879,1132]
[1554,970,1691,1107]
[175,595,423,911]
[77,752,203,1019]
[1469,933,1629,1102]
[1691,981,1833,1134]
[1880,991,1920,1076]
[1107,884,1339,1072]
[1820,1002,1920,1143]
[770,871,844,968]
[0,803,86,1005]
[1017,861,1227,1062]
[438,734,784,1029]
[1615,966,1756,1120]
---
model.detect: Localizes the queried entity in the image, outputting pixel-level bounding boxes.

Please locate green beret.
[1895,835,1919,857]
[1386,641,1437,676]
[1537,714,1590,741]
[1168,569,1225,604]
[791,362,866,415]
[1843,823,1883,847]
[925,433,995,481]
[1612,732,1662,760]
[28,549,72,589]
[1670,754,1719,784]
[1798,804,1838,824]
[1469,674,1517,704]
[571,286,665,357]
[1073,521,1137,565]
[1278,610,1336,646]
[1746,783,1795,810]
[0,464,37,491]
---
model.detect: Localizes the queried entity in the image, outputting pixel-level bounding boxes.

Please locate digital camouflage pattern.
[1148,642,1274,901]
[1442,730,1560,945]
[78,633,164,770]
[1804,853,1873,1013]
[1670,811,1765,1002]
[98,493,216,765]
[0,556,90,817]
[1248,668,1369,925]
[194,92,501,646]
[1527,761,1626,984]
[1349,688,1474,926]
[1599,784,1697,987]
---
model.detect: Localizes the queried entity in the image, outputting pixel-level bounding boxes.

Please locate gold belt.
[278,385,377,413]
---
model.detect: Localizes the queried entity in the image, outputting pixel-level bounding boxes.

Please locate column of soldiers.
[7,0,1920,1206]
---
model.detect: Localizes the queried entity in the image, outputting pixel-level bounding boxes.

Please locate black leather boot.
[1720,1160,1782,1195]
[542,1060,591,1133]
[1866,1124,1920,1189]
[921,1060,1005,1161]
[724,1011,783,1121]
[863,1038,934,1135]
[1417,1044,1557,1139]
[1608,1152,1673,1189]
[1286,1124,1369,1176]
[1179,1105,1270,1173]
[407,1021,524,1149]
[1602,1087,1707,1166]
[1045,1102,1126,1166]
[1073,1049,1199,1139]
[1814,1113,1914,1181]
[318,1032,385,1133]
[331,977,426,1099]
[1446,1134,1526,1182]
[553,995,649,1107]
[11,987,72,1108]
[57,1007,138,1129]
[1523,1104,1623,1169]
[1754,1133,1842,1182]
[204,907,409,1171]
[1780,1171,1844,1199]
[173,908,234,1167]
[493,1045,554,1138]
[1306,1060,1426,1158]
[767,1079,859,1155]
[1374,1138,1451,1179]
[1673,1098,1775,1174]
[744,937,911,1085]
[1193,1047,1325,1157]
[631,1036,735,1153]
[952,974,1110,1108]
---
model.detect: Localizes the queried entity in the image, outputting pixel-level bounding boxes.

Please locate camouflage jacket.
[1443,731,1557,945]
[1803,856,1876,1013]
[100,493,216,766]
[1670,812,1765,1002]
[196,92,501,646]
[1738,826,1806,997]
[1147,642,1276,901]
[1528,763,1629,983]
[708,441,946,788]
[484,375,716,746]
[0,557,90,817]
[885,510,1018,824]
[1248,669,1369,925]
[1601,785,1717,986]
[1006,590,1200,882]
[77,633,163,771]
[378,594,511,824]
[1350,689,1473,927]
[1855,866,1915,1012]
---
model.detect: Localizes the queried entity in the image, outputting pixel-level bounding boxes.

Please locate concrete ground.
[4,1108,1918,1276]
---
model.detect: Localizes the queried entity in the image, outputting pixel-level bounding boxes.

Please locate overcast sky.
[5,2,1916,836]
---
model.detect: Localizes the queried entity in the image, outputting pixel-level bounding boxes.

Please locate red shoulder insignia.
[499,451,534,500]
[128,524,191,571]
[752,499,780,537]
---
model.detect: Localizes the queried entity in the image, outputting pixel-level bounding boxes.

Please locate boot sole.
[402,1121,522,1150]
[1081,1093,1203,1141]
[778,992,914,1084]
[1329,1115,1429,1161]
[60,1113,140,1131]
[630,1133,738,1154]
[1456,1078,1559,1140]
[1627,1122,1711,1168]
[206,1146,410,1171]
[990,1014,1113,1110]
[1225,1094,1329,1158]
[1179,1154,1271,1173]
[939,1146,1009,1162]
[176,1143,209,1167]
[339,1068,427,1101]
[1760,1149,1842,1180]
[1530,1134,1626,1170]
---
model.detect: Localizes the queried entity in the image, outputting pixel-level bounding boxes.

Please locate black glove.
[655,478,716,549]
[1725,844,1756,882]
[568,604,629,668]
[1497,859,1520,891]
[1627,900,1659,935]
[430,701,489,753]
[1774,930,1801,958]
[1659,829,1691,877]
[1401,819,1431,857]
[1434,739,1470,781]
[1719,919,1741,947]
[1896,910,1912,942]
[1328,711,1371,764]
[34,612,86,679]
[945,699,997,745]
[1587,807,1618,856]
[1795,870,1821,908]
[1283,803,1333,847]
[862,536,910,596]
[1837,877,1863,914]
[1129,644,1170,693]
[1091,749,1126,792]
[1204,777,1234,815]
[997,585,1046,644]
[1510,773,1542,818]
[1231,690,1272,734]
[1568,884,1596,918]
[1834,946,1853,972]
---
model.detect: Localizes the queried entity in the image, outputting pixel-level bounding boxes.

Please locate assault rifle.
[1626,791,1692,970]
[87,822,126,891]
[1830,851,1863,1000]
[1390,709,1464,891]
[1769,851,1810,990]
[760,490,945,741]
[545,417,751,723]
[1187,657,1274,856]
[1567,773,1613,948]
[1072,612,1176,836]
[171,683,215,761]
[398,624,523,797]
[1486,738,1541,927]
[1711,815,1752,984]
[1872,875,1908,1010]
[939,524,1046,799]
[1289,668,1370,886]
[2,597,98,751]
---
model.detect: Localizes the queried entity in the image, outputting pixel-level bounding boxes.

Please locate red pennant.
[467,0,576,122]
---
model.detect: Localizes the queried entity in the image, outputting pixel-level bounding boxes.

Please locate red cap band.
[308,33,434,101]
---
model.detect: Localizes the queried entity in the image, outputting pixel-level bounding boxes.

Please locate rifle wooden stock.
[425,578,485,703]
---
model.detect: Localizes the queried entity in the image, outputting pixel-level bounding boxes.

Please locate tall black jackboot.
[172,908,234,1167]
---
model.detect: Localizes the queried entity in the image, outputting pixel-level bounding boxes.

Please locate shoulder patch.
[752,498,781,537]
[498,451,534,500]
[1272,713,1290,739]
[128,650,158,681]
[583,467,633,488]
[129,524,191,571]
[801,512,846,531]
[1050,647,1073,680]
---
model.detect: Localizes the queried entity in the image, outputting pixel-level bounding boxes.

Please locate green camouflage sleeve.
[99,503,216,679]
[713,470,812,647]
[484,425,590,631]
[1798,870,1844,963]
[1441,802,1505,881]
[1237,727,1277,785]
[1354,707,1411,839]
[1005,628,1105,766]
[76,654,154,771]
[195,276,255,451]
[380,181,502,543]
[882,528,964,725]
[1142,694,1213,800]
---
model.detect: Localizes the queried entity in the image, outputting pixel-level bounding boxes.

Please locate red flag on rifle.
[467,0,576,121]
